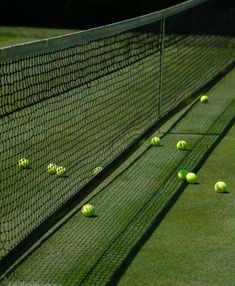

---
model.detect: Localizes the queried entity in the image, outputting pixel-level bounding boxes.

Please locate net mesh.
[160,1,235,116]
[0,0,235,270]
[1,23,162,260]
[3,70,235,286]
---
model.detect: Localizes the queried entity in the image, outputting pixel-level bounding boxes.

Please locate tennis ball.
[56,166,66,177]
[94,166,103,175]
[186,172,198,184]
[176,140,187,150]
[47,163,57,174]
[18,158,29,168]
[214,181,228,193]
[81,204,96,217]
[177,169,189,180]
[200,95,208,103]
[151,136,161,146]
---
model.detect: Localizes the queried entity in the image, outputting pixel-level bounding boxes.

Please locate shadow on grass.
[56,174,69,179]
[84,214,99,219]
[107,116,234,286]
[180,148,190,151]
[18,166,32,170]
[2,63,234,279]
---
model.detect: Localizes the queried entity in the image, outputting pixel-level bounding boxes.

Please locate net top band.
[0,0,208,62]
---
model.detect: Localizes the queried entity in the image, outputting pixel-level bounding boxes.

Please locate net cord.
[0,0,209,62]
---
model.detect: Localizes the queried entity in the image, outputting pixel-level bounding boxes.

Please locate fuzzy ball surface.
[47,163,57,174]
[151,136,161,146]
[18,158,30,168]
[81,204,96,217]
[214,181,228,193]
[200,95,208,103]
[177,169,189,180]
[56,166,66,176]
[94,166,103,175]
[176,140,187,150]
[186,172,198,184]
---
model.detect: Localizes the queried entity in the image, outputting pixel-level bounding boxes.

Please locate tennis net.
[0,0,234,273]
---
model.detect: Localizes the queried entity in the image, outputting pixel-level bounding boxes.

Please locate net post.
[158,16,166,133]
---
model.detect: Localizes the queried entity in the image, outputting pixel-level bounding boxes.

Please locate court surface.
[2,66,235,286]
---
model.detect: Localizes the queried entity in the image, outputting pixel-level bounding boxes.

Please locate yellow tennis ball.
[200,95,208,103]
[81,204,96,217]
[18,158,30,168]
[56,166,66,176]
[151,136,161,146]
[186,172,198,184]
[93,166,103,175]
[214,181,228,193]
[177,169,189,180]
[47,163,57,174]
[176,140,187,150]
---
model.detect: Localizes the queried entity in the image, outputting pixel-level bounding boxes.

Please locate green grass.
[2,68,235,285]
[0,42,232,259]
[0,51,161,258]
[119,123,235,286]
[0,25,235,284]
[0,26,77,48]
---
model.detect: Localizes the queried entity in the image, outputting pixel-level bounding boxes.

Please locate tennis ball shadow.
[181,148,190,151]
[57,174,69,179]
[186,182,200,185]
[90,214,99,218]
[18,165,32,170]
[25,166,32,169]
[83,214,98,219]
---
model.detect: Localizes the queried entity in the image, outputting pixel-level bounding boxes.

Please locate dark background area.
[0,0,184,29]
